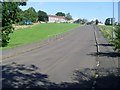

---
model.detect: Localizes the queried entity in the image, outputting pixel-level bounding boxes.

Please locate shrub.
[114,25,120,52]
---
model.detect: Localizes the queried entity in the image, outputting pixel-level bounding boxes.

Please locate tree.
[38,10,48,22]
[23,7,37,22]
[74,18,88,24]
[74,18,82,24]
[1,1,27,47]
[82,19,88,24]
[0,3,2,21]
[15,8,24,23]
[95,19,99,25]
[114,25,120,52]
[65,13,72,20]
[105,18,112,25]
[56,12,65,16]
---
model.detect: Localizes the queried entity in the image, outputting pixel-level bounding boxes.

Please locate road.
[2,25,119,88]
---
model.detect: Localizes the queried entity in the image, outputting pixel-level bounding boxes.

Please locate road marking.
[95,74,99,78]
[97,44,100,53]
[97,61,100,67]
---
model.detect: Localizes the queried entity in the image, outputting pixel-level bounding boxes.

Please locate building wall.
[48,16,66,23]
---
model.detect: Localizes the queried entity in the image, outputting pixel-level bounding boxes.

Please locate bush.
[1,2,26,47]
[114,25,120,52]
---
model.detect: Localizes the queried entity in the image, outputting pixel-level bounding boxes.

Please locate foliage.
[0,3,2,21]
[56,12,65,16]
[15,8,24,23]
[99,25,120,52]
[1,1,26,47]
[23,7,38,22]
[0,3,2,46]
[38,10,48,22]
[74,18,88,24]
[105,18,113,25]
[114,25,120,52]
[65,13,72,20]
[95,19,99,25]
[98,25,112,41]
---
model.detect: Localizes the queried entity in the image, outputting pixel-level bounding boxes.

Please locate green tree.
[95,19,99,25]
[23,7,37,22]
[16,8,24,23]
[0,3,2,21]
[65,13,72,20]
[1,1,27,47]
[105,18,113,25]
[56,12,65,16]
[38,10,48,22]
[74,18,88,24]
[82,19,88,24]
[0,2,2,46]
[114,25,120,52]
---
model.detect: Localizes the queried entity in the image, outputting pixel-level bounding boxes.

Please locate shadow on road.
[1,62,120,89]
[87,52,120,58]
[2,62,51,89]
[98,44,114,47]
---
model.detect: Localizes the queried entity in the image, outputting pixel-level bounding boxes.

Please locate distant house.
[48,15,66,23]
[67,20,74,23]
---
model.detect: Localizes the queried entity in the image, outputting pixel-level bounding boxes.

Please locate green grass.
[98,25,113,42]
[1,23,80,50]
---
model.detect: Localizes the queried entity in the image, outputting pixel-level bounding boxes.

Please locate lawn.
[98,25,113,42]
[1,23,80,50]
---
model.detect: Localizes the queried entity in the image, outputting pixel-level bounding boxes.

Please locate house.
[67,20,74,23]
[48,15,66,23]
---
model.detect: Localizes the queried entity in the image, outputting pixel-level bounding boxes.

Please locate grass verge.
[98,25,113,42]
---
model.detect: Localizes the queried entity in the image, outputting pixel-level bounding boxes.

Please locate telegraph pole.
[112,0,115,42]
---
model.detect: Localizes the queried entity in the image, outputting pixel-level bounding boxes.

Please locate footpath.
[94,25,120,88]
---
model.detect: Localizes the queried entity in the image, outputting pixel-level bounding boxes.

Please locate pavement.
[93,25,120,88]
[1,25,120,88]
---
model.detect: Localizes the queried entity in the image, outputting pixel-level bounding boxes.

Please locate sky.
[19,1,119,23]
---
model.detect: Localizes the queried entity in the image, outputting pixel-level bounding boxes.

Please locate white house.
[48,15,66,23]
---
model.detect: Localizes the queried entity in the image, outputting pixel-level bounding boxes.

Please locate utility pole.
[118,1,120,24]
[112,0,115,42]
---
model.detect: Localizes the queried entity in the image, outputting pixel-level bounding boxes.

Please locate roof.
[48,15,66,19]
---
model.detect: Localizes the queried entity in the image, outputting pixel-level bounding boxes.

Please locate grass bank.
[1,23,80,50]
[98,25,113,42]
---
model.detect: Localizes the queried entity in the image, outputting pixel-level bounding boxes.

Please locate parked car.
[21,20,32,25]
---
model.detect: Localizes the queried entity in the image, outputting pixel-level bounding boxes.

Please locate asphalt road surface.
[3,25,97,83]
[2,25,119,88]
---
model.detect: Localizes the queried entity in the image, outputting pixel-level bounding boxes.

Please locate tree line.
[18,10,73,24]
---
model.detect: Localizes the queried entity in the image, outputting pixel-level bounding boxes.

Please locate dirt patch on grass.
[13,23,40,30]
